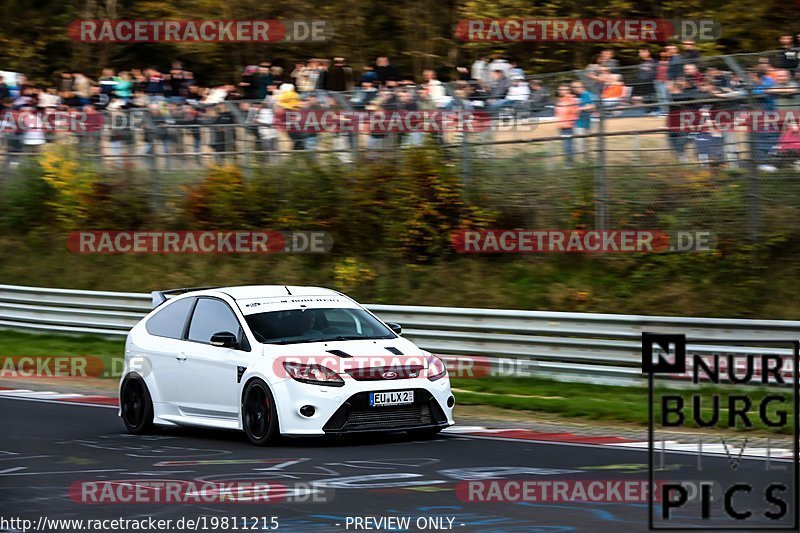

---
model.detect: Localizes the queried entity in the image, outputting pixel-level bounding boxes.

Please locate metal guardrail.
[1,283,798,385]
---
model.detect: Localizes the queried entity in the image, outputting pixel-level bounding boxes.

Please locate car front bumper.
[269,374,455,436]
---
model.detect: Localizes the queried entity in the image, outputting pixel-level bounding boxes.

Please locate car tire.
[120,375,154,434]
[407,427,443,440]
[242,379,279,446]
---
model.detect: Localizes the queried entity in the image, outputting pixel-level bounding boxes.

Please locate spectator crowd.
[549,36,800,169]
[2,36,800,170]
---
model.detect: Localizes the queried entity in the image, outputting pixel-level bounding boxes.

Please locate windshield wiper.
[263,334,394,345]
[322,335,394,342]
[264,338,324,345]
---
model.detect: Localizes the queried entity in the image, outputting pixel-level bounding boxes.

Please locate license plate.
[370,390,414,407]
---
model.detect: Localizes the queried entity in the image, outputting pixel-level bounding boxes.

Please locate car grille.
[345,365,423,381]
[322,389,448,433]
[345,406,430,430]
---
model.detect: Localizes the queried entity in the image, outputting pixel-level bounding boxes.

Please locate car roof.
[215,285,341,301]
[153,285,355,313]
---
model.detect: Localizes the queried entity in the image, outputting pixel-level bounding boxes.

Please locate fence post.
[746,162,760,241]
[243,125,251,181]
[723,55,759,241]
[595,98,608,230]
[461,130,470,190]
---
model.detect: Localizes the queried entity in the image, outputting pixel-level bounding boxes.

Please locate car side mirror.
[210,331,239,348]
[387,322,402,335]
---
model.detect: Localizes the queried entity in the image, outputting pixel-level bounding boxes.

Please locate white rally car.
[119,285,455,445]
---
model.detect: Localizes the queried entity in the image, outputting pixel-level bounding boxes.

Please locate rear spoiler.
[150,287,221,308]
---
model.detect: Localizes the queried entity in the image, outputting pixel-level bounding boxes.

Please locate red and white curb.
[444,425,633,444]
[0,388,793,458]
[0,387,118,406]
[444,425,794,459]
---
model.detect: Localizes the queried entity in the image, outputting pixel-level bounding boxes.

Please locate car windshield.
[244,307,395,345]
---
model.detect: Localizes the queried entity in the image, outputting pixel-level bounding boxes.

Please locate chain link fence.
[2,50,799,241]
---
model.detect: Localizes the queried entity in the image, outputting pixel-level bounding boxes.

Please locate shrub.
[178,145,493,261]
[333,257,376,291]
[38,144,99,230]
[387,144,493,261]
[182,164,251,229]
[0,157,55,233]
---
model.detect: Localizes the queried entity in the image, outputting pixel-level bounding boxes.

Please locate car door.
[142,296,196,406]
[174,297,248,419]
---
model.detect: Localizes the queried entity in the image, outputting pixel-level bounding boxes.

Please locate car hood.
[260,336,429,368]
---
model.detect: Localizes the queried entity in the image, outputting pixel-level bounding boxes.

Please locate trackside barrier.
[1,284,798,385]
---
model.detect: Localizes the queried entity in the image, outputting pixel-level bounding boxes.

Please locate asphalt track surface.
[0,397,796,532]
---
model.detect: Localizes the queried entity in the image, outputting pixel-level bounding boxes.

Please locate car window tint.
[187,298,241,344]
[145,297,195,339]
[245,307,393,344]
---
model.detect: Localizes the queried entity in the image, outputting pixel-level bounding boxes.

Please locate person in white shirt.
[488,58,511,79]
[471,57,489,83]
[507,75,531,101]
[38,88,61,108]
[421,70,450,108]
[202,86,228,105]
[21,107,46,150]
[256,100,278,158]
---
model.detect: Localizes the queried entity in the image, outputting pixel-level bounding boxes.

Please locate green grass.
[0,330,124,379]
[453,376,649,422]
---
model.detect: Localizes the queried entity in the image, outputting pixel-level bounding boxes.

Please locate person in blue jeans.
[571,81,596,161]
[555,85,579,165]
[751,69,779,171]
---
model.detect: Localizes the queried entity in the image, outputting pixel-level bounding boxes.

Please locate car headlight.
[426,354,447,381]
[282,362,345,387]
